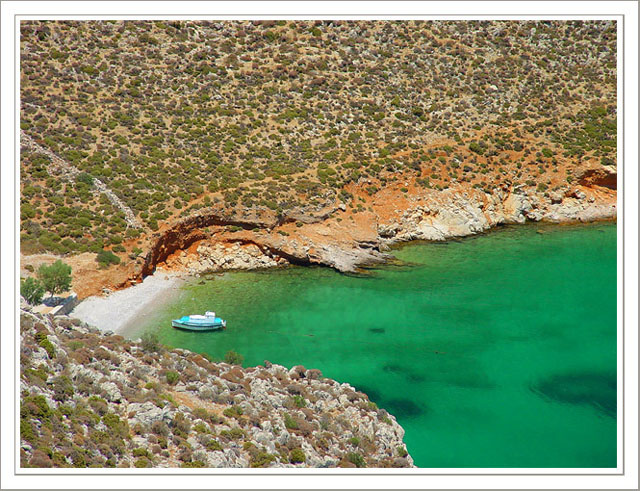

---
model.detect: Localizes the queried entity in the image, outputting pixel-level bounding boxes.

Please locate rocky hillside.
[19,307,413,468]
[20,20,616,259]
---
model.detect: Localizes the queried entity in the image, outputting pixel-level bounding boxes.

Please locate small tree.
[37,260,72,298]
[20,277,45,305]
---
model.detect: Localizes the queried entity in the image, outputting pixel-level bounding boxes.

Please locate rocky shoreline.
[20,308,413,468]
[156,172,616,278]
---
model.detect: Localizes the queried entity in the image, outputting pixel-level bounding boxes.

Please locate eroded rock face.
[139,175,615,280]
[577,165,617,190]
[141,206,281,277]
[19,309,414,469]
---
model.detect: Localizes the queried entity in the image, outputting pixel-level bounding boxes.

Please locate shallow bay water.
[133,222,617,468]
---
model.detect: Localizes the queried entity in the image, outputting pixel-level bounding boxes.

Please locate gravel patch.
[70,269,184,335]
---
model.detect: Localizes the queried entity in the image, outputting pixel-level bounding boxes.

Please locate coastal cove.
[113,222,616,467]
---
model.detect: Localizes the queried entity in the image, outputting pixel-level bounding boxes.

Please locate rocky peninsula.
[20,307,413,469]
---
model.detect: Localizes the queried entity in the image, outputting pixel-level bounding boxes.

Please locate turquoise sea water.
[133,222,617,468]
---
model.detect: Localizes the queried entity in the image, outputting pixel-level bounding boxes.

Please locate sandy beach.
[70,269,184,336]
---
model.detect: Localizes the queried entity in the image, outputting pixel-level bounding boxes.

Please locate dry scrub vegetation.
[20,20,616,258]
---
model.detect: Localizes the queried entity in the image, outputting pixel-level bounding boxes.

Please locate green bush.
[292,395,306,408]
[21,277,45,305]
[20,418,37,443]
[283,413,298,430]
[347,452,366,468]
[541,147,554,158]
[397,446,408,458]
[132,447,148,458]
[165,371,180,385]
[193,422,209,434]
[250,451,276,468]
[224,350,244,366]
[140,332,160,352]
[134,458,151,468]
[102,413,129,438]
[96,249,121,268]
[205,439,223,451]
[222,405,243,419]
[229,428,244,440]
[289,448,306,464]
[35,331,55,359]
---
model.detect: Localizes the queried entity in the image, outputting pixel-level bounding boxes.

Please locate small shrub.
[102,413,129,438]
[250,451,276,468]
[35,332,55,359]
[541,147,554,158]
[140,332,160,352]
[289,448,306,464]
[165,371,180,385]
[347,452,366,468]
[134,457,151,468]
[96,249,121,268]
[283,413,298,430]
[225,405,244,418]
[193,422,209,434]
[67,340,84,351]
[292,395,306,408]
[132,447,148,458]
[224,350,244,366]
[229,428,244,440]
[205,439,223,451]
[397,446,408,458]
[20,419,37,443]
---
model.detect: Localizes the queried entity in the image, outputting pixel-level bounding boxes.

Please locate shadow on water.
[369,327,386,334]
[530,370,617,418]
[385,399,425,418]
[352,384,425,419]
[352,384,382,403]
[382,363,427,383]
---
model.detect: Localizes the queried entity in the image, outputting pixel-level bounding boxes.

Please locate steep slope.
[19,308,413,468]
